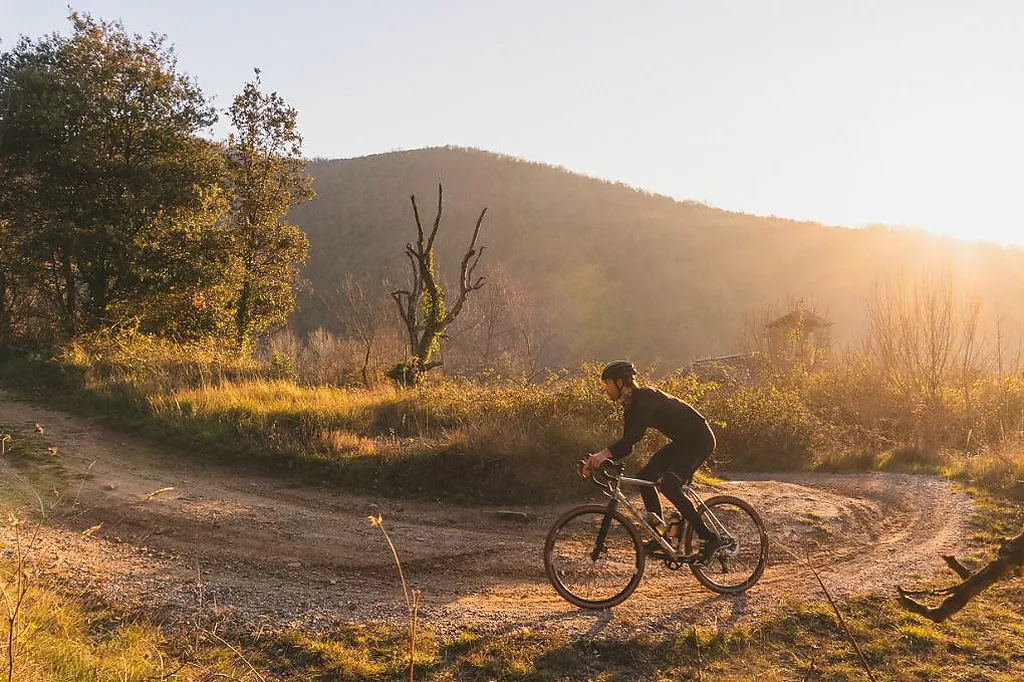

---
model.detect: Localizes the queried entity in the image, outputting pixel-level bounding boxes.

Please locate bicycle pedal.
[643,540,662,555]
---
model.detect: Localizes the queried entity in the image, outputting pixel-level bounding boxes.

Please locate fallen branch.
[897,527,1024,623]
[203,628,267,682]
[940,554,972,580]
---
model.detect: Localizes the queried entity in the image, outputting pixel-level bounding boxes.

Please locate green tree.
[0,31,78,336]
[0,219,35,344]
[120,185,237,340]
[224,70,314,353]
[0,13,222,337]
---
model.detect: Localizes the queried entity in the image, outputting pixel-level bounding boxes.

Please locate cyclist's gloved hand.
[583,451,611,477]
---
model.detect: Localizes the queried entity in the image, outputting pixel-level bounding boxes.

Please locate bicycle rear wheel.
[684,495,768,594]
[544,504,645,609]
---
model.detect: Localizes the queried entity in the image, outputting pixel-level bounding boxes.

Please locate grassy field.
[3,413,1021,680]
[1,343,631,503]
[2,564,1020,681]
[237,586,1022,681]
[2,337,1021,505]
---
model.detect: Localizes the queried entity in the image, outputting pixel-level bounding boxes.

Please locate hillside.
[290,147,1024,369]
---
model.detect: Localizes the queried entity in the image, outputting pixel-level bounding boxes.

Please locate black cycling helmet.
[601,360,636,384]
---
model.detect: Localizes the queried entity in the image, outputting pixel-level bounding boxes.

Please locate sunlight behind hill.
[290,147,1024,370]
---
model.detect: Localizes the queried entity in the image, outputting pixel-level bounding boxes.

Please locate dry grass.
[0,548,267,681]
[5,332,1024,504]
[137,372,620,502]
[238,585,1022,681]
[945,449,1024,497]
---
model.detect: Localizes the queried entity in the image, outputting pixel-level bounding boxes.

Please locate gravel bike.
[543,459,768,609]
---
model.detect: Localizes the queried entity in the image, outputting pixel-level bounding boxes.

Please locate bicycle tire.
[684,495,768,594]
[544,504,646,609]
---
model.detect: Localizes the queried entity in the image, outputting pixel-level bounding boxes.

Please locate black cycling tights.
[635,425,717,540]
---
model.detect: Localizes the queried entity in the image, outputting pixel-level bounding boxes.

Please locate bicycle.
[543,459,768,609]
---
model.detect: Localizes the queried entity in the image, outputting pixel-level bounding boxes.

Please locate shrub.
[945,449,1024,496]
[706,382,818,470]
[877,445,950,473]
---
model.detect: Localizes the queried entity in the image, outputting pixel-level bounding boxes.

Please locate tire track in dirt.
[0,392,974,638]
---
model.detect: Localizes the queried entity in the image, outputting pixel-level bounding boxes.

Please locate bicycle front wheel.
[684,495,768,594]
[544,504,645,609]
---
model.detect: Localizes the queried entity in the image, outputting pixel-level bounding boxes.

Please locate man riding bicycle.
[583,360,723,565]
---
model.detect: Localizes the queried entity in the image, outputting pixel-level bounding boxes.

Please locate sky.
[2,1,1022,246]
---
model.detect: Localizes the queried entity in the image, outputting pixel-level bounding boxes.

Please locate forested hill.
[290,146,1024,368]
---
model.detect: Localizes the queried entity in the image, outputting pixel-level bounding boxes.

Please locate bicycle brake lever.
[600,460,625,474]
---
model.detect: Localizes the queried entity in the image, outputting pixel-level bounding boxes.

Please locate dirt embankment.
[0,392,974,638]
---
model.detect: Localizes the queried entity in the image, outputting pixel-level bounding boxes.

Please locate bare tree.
[865,271,982,406]
[897,528,1023,622]
[323,274,394,386]
[441,272,506,374]
[443,265,554,380]
[510,282,556,382]
[959,297,982,414]
[991,308,1024,377]
[389,183,487,383]
[864,270,985,454]
[471,274,515,369]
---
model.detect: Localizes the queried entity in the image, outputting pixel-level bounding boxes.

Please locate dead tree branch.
[445,207,488,325]
[388,183,489,382]
[897,527,1024,622]
[775,541,878,682]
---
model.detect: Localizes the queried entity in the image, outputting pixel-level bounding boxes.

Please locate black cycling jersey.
[608,386,708,460]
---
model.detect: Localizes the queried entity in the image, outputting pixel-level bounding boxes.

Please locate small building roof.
[686,352,759,384]
[765,308,832,330]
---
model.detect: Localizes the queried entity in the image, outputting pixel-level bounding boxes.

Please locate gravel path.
[0,392,975,639]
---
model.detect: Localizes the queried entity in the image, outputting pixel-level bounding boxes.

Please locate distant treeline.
[290,147,1024,371]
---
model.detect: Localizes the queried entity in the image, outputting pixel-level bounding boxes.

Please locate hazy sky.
[3,1,1022,246]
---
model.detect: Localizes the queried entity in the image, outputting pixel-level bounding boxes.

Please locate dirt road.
[0,391,975,638]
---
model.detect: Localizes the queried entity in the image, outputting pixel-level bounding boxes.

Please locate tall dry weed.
[369,515,421,682]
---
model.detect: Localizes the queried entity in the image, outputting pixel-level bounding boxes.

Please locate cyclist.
[583,360,723,564]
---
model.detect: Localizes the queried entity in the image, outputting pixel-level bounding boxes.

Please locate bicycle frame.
[594,472,734,560]
[547,463,768,608]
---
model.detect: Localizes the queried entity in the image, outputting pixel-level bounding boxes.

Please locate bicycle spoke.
[545,506,644,608]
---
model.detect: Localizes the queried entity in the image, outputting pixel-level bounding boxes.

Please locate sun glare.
[925,225,1024,248]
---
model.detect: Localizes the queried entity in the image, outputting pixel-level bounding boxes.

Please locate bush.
[945,449,1024,496]
[878,445,950,472]
[41,352,621,502]
[707,382,818,470]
